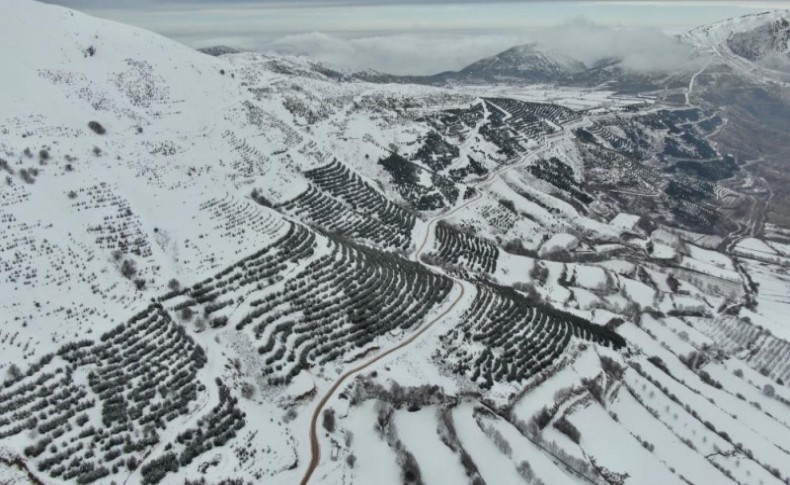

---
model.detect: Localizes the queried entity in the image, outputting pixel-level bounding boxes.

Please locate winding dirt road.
[299,281,467,485]
[300,136,559,485]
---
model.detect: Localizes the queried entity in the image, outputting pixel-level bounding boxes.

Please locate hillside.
[2,1,790,485]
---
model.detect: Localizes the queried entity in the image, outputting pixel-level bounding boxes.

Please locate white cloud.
[533,19,701,71]
[263,19,702,75]
[267,31,533,75]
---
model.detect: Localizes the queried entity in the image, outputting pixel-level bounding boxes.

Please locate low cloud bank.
[262,19,702,75]
[267,31,530,75]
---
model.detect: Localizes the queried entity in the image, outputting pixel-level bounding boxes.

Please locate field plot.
[425,221,499,274]
[278,160,416,251]
[0,303,231,484]
[439,283,625,389]
[170,223,452,386]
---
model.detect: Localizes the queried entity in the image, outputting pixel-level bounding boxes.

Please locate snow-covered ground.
[1,1,790,484]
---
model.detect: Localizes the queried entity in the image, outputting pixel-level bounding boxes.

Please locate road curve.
[299,281,467,485]
[300,131,558,485]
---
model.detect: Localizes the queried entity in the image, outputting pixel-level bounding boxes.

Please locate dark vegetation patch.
[414,131,459,172]
[664,155,738,182]
[528,157,593,205]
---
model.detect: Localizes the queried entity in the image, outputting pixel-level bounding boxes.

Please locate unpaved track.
[299,281,467,485]
[686,60,710,106]
[300,136,558,485]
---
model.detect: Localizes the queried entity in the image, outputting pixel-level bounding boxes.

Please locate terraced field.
[427,222,499,274]
[278,161,415,250]
[168,223,452,386]
[440,284,626,389]
[0,304,221,484]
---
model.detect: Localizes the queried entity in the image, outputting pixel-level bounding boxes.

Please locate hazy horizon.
[41,0,790,74]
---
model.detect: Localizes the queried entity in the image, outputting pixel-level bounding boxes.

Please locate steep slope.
[729,16,790,61]
[686,10,790,59]
[684,10,790,84]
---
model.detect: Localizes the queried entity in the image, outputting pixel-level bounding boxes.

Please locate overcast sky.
[42,0,790,74]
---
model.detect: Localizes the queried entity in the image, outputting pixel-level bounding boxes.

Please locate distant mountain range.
[199,10,790,90]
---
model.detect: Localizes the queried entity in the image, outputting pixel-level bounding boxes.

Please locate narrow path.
[299,281,468,485]
[686,60,710,106]
[300,135,559,485]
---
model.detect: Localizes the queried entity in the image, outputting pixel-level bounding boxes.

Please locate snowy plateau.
[2,1,790,484]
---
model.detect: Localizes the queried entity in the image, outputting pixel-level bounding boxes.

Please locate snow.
[2,1,790,484]
[735,237,790,263]
[344,401,401,485]
[570,401,679,485]
[609,212,641,232]
[609,388,737,485]
[453,404,526,485]
[539,233,579,256]
[395,408,467,485]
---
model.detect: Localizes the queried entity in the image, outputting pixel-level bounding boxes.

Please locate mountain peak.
[452,42,585,83]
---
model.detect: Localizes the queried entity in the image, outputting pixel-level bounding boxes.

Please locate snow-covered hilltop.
[686,9,790,56]
[2,1,790,484]
[685,10,790,84]
[439,43,587,83]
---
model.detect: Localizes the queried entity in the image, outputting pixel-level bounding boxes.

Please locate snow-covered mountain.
[685,10,790,84]
[439,43,586,83]
[686,10,790,58]
[380,41,686,93]
[2,2,790,485]
[728,15,790,61]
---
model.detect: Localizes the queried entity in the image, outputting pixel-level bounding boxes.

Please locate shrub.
[140,452,178,484]
[88,121,106,135]
[647,355,672,376]
[553,416,581,444]
[529,262,549,286]
[241,382,255,399]
[401,451,422,484]
[498,198,516,213]
[6,363,22,381]
[322,409,336,433]
[599,355,625,379]
[667,274,680,292]
[19,169,35,184]
[121,259,137,279]
[180,307,195,321]
[532,406,552,430]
